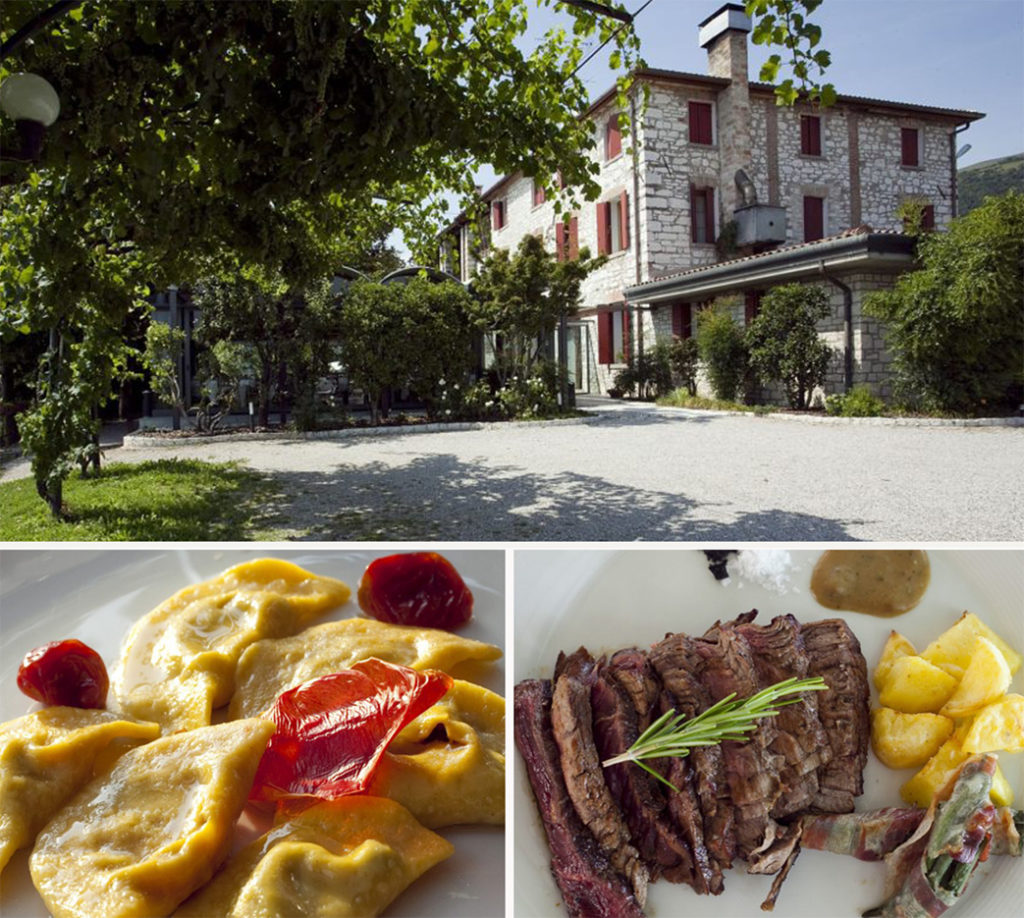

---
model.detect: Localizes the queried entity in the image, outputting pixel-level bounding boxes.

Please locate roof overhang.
[624,232,917,303]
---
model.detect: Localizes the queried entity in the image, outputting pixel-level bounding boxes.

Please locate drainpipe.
[951,122,970,218]
[630,89,644,366]
[819,260,853,392]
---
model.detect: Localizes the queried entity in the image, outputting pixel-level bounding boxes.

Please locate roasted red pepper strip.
[250,658,452,802]
[358,551,474,630]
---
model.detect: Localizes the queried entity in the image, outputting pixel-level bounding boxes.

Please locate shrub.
[746,283,833,410]
[696,300,748,402]
[825,385,886,417]
[865,191,1024,415]
[612,343,674,400]
[668,337,699,396]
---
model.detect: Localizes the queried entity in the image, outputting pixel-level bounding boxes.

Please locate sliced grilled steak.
[696,615,784,858]
[592,653,697,886]
[648,632,734,882]
[802,619,870,813]
[735,614,832,818]
[551,648,649,905]
[514,679,645,918]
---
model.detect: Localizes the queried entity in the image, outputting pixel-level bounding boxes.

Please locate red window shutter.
[803,195,824,241]
[672,304,683,338]
[491,200,504,230]
[568,216,579,260]
[606,116,622,159]
[619,191,630,251]
[598,312,613,364]
[801,116,821,156]
[596,201,610,255]
[922,205,935,230]
[704,189,715,242]
[555,222,566,261]
[533,182,545,206]
[689,185,698,242]
[689,101,712,145]
[744,290,761,325]
[901,128,919,166]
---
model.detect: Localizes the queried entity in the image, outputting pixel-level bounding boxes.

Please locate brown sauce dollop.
[810,550,930,617]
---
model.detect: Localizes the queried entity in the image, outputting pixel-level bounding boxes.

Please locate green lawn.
[0,458,286,541]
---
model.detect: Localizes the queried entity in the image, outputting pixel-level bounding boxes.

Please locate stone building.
[440,3,983,400]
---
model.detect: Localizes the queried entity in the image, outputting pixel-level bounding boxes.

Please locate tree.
[191,270,336,428]
[1,0,829,516]
[337,278,475,424]
[696,300,748,403]
[746,283,833,409]
[864,192,1024,415]
[468,234,600,387]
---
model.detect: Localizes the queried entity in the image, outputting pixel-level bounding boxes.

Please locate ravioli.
[229,617,502,720]
[0,707,160,874]
[112,558,350,732]
[29,717,274,918]
[368,679,505,827]
[175,796,454,918]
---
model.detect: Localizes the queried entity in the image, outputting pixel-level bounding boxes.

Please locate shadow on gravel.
[267,452,857,541]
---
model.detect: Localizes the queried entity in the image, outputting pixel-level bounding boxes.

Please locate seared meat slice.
[514,679,645,918]
[592,653,697,886]
[607,649,719,894]
[696,615,785,859]
[736,614,832,818]
[801,619,870,813]
[648,632,734,880]
[551,649,649,905]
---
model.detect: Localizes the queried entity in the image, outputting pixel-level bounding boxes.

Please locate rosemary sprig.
[602,676,828,792]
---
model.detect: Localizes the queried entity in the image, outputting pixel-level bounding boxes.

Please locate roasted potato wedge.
[878,655,957,714]
[873,631,916,691]
[921,611,1022,676]
[961,694,1024,754]
[871,707,953,769]
[939,636,1011,718]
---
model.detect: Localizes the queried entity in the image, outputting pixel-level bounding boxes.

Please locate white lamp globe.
[0,73,60,127]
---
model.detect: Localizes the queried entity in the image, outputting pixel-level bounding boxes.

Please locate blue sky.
[466,0,1023,195]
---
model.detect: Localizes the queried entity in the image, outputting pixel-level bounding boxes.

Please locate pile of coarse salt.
[724,550,798,594]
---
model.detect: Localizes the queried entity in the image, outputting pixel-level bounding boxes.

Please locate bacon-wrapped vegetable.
[861,755,1020,918]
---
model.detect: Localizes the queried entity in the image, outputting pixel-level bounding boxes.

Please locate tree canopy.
[0,0,831,516]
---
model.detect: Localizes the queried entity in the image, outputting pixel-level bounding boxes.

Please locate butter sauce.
[810,550,930,617]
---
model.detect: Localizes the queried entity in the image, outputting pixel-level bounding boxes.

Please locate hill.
[957,153,1024,214]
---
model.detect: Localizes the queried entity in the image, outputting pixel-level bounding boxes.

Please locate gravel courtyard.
[3,406,1021,541]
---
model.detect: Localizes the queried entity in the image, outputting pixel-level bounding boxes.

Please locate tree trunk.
[36,478,63,519]
[258,364,272,428]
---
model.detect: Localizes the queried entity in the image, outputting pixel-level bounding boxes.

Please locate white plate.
[0,548,505,918]
[513,548,1024,918]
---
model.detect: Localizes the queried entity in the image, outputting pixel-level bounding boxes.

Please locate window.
[598,308,629,365]
[901,127,920,167]
[800,115,822,156]
[596,192,630,255]
[671,303,693,339]
[491,199,506,231]
[605,115,622,160]
[555,216,579,262]
[902,203,936,233]
[688,101,713,145]
[744,290,762,325]
[533,179,545,207]
[803,195,825,242]
[690,185,715,244]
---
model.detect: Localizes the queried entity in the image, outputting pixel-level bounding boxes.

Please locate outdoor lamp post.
[0,72,60,167]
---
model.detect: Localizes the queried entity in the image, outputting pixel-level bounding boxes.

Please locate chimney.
[698,4,753,219]
[699,3,751,82]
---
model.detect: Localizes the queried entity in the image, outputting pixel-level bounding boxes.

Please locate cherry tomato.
[358,552,474,630]
[17,639,109,709]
